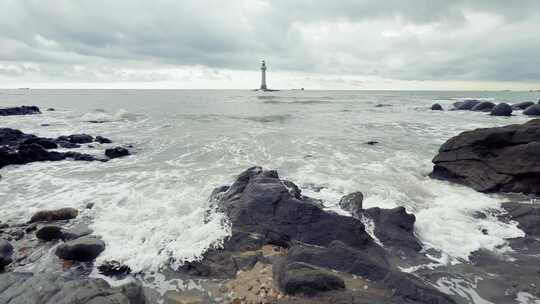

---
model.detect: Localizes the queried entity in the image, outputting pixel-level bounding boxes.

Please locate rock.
[523,104,540,116]
[282,180,302,199]
[456,99,481,110]
[365,141,378,145]
[163,290,206,304]
[98,261,131,277]
[471,101,495,112]
[0,106,41,116]
[62,225,93,240]
[277,262,345,296]
[431,103,443,111]
[501,202,540,236]
[105,147,130,159]
[512,101,534,110]
[0,272,146,304]
[64,151,99,161]
[375,104,392,107]
[363,207,422,252]
[490,103,512,116]
[58,134,94,144]
[0,223,8,230]
[86,202,95,209]
[47,108,55,111]
[25,223,37,233]
[338,192,363,216]
[36,225,63,241]
[55,236,105,262]
[30,208,78,223]
[22,137,58,149]
[56,140,81,148]
[95,136,112,144]
[0,240,13,269]
[430,119,540,194]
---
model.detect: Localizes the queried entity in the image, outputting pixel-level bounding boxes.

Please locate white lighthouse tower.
[260,60,267,90]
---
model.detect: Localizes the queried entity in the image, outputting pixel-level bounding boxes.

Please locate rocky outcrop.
[0,272,146,304]
[0,106,40,116]
[431,103,443,111]
[490,103,512,116]
[512,101,534,110]
[524,104,540,116]
[183,167,455,304]
[431,119,540,194]
[55,236,106,262]
[471,101,495,112]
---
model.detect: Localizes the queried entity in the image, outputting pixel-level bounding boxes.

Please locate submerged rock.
[471,101,495,112]
[30,208,78,223]
[105,147,130,159]
[0,105,40,116]
[55,236,105,262]
[431,119,540,194]
[0,240,13,270]
[490,103,512,116]
[523,104,540,116]
[338,191,363,216]
[431,103,443,111]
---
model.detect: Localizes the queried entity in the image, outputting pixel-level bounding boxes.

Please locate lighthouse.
[260,60,267,90]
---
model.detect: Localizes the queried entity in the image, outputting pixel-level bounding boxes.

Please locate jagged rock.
[96,136,112,144]
[98,261,131,277]
[431,119,540,193]
[105,147,130,159]
[0,106,40,116]
[30,208,78,223]
[55,236,105,262]
[338,192,363,216]
[512,101,534,110]
[431,103,443,111]
[0,272,146,303]
[472,101,495,112]
[490,103,512,116]
[277,262,345,296]
[36,225,63,241]
[456,99,481,110]
[524,104,540,116]
[501,202,540,236]
[363,207,422,252]
[0,240,13,269]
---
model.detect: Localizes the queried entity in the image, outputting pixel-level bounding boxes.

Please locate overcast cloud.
[0,0,539,89]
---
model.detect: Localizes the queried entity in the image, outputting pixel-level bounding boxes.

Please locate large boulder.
[524,104,540,116]
[0,106,41,116]
[490,103,512,116]
[431,119,540,194]
[512,101,534,110]
[30,208,78,223]
[0,240,13,270]
[55,236,105,262]
[105,147,130,159]
[35,225,64,241]
[456,99,481,110]
[471,101,495,112]
[363,207,422,252]
[431,103,443,111]
[0,272,146,304]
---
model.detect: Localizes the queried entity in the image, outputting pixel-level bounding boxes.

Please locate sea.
[0,89,538,302]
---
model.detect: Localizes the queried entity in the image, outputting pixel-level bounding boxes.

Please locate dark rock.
[55,236,105,262]
[501,202,540,236]
[365,141,379,145]
[62,225,93,240]
[98,261,131,277]
[64,151,98,161]
[105,147,130,159]
[0,240,13,269]
[85,202,95,209]
[472,101,496,112]
[277,261,345,296]
[24,223,37,233]
[456,99,481,110]
[95,136,112,144]
[30,207,78,223]
[58,134,94,144]
[490,103,512,116]
[383,271,456,304]
[0,272,146,304]
[47,108,55,111]
[56,140,81,149]
[431,103,443,111]
[363,207,422,252]
[512,101,534,110]
[524,104,540,116]
[0,106,40,116]
[0,223,8,230]
[36,225,64,241]
[22,137,58,149]
[338,192,363,216]
[9,229,24,241]
[431,119,540,194]
[375,104,392,107]
[452,101,464,109]
[282,180,302,199]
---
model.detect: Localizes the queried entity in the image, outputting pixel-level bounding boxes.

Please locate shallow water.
[0,89,538,301]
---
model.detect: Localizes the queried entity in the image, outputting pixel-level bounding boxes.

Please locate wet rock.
[456,99,481,110]
[282,180,302,199]
[55,236,105,262]
[95,136,112,144]
[490,103,512,116]
[105,147,130,159]
[501,202,540,236]
[0,223,8,230]
[0,105,40,116]
[524,104,540,116]
[0,240,13,269]
[431,103,443,111]
[98,261,131,277]
[277,262,345,296]
[62,225,93,240]
[431,119,540,194]
[512,101,534,110]
[24,223,37,233]
[30,207,78,223]
[64,151,99,161]
[472,101,495,112]
[56,140,81,148]
[85,202,95,209]
[22,137,58,149]
[36,225,64,241]
[363,207,422,252]
[338,192,363,216]
[47,107,55,111]
[0,272,146,303]
[365,141,379,145]
[58,134,94,144]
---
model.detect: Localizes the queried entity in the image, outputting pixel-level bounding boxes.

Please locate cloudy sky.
[1,0,539,90]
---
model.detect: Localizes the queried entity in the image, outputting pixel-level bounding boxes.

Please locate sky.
[0,0,540,90]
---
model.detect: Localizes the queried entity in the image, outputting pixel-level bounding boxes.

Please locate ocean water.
[0,89,536,281]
